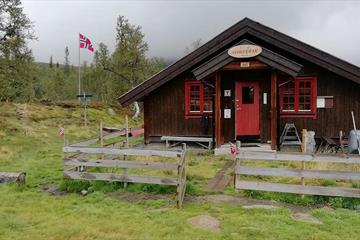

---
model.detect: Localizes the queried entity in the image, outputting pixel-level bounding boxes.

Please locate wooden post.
[301,129,307,198]
[270,70,277,150]
[177,143,187,208]
[301,129,307,153]
[235,141,241,192]
[99,120,104,147]
[124,115,129,189]
[215,71,222,147]
[125,115,129,148]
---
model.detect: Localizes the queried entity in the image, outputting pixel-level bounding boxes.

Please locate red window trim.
[185,80,213,119]
[279,76,317,119]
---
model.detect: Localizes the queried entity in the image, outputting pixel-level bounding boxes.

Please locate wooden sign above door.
[228,44,262,58]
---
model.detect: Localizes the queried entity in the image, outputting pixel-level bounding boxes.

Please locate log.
[0,172,26,184]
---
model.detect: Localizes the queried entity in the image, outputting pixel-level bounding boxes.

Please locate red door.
[235,81,260,136]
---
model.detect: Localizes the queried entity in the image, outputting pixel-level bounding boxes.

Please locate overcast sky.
[22,0,360,66]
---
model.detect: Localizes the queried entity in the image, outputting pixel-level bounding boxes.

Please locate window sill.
[185,114,214,119]
[280,113,317,119]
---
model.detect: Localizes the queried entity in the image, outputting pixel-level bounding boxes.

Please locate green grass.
[1,102,360,239]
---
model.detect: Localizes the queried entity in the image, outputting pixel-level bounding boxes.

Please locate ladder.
[280,123,302,147]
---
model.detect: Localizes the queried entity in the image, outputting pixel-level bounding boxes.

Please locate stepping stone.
[243,204,278,210]
[187,215,221,232]
[292,212,322,224]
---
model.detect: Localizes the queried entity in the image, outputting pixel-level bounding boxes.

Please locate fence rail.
[235,142,360,198]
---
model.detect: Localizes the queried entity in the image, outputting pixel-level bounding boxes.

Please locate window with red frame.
[185,81,213,118]
[279,76,317,117]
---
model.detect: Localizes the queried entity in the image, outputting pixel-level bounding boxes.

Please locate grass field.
[1,102,360,240]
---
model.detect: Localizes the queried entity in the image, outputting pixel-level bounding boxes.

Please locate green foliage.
[81,15,165,103]
[0,0,36,102]
[1,5,165,103]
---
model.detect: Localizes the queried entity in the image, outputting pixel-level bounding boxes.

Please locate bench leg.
[166,140,169,148]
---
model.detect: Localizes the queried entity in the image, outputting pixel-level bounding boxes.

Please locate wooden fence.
[235,142,360,198]
[63,144,187,208]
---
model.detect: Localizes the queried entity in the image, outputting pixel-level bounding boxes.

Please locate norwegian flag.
[79,33,94,52]
[58,127,65,137]
[229,142,237,155]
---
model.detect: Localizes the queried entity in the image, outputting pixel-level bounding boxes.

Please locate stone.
[355,205,360,213]
[107,108,116,116]
[81,190,88,196]
[243,204,278,210]
[292,212,322,224]
[187,215,221,232]
[41,184,68,196]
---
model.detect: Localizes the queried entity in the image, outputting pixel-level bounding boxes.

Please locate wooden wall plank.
[64,171,178,186]
[236,166,360,180]
[63,146,180,158]
[236,180,360,198]
[215,71,223,146]
[238,151,360,163]
[64,159,178,170]
[270,70,277,150]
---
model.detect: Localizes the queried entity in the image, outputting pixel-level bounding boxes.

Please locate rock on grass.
[187,215,221,232]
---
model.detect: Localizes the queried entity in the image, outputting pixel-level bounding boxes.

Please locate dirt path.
[206,160,235,192]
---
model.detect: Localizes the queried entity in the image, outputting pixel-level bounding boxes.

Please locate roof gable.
[192,39,303,80]
[119,18,360,105]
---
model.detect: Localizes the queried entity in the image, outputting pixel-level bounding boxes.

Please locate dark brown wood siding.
[144,66,360,144]
[144,75,213,143]
[280,69,360,138]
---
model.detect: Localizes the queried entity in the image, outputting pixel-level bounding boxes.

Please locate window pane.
[298,80,312,111]
[242,86,254,104]
[203,85,213,112]
[282,81,295,111]
[189,85,200,112]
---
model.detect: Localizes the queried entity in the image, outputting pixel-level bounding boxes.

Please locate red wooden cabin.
[118,18,360,150]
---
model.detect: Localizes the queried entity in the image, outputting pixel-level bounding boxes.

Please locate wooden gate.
[235,146,360,198]
[63,144,187,208]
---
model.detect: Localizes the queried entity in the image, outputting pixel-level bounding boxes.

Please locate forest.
[0,0,166,103]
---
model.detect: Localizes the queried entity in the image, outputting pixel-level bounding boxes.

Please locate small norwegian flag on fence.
[58,127,65,137]
[79,33,94,52]
[229,142,237,155]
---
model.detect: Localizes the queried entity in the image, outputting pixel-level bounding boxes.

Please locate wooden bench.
[161,136,213,149]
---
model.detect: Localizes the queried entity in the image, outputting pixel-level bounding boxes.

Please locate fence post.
[124,115,129,189]
[125,115,129,148]
[235,141,241,192]
[177,143,187,208]
[99,120,104,147]
[301,129,307,198]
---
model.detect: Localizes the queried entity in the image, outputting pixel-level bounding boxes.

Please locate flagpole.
[78,32,81,96]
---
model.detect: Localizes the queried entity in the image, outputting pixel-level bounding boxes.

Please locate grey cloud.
[22,0,360,66]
